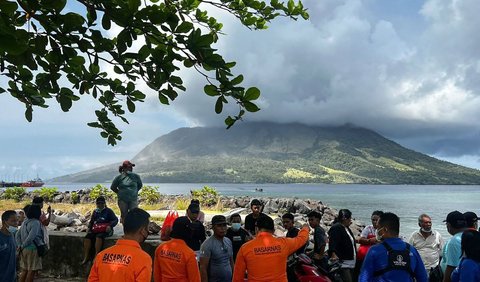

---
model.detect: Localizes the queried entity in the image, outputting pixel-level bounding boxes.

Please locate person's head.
[377,212,400,240]
[250,199,262,215]
[444,211,466,235]
[119,160,135,173]
[464,212,478,230]
[211,215,228,238]
[32,196,44,208]
[336,209,352,227]
[96,196,107,210]
[190,199,200,205]
[256,215,274,233]
[170,217,190,241]
[282,213,295,230]
[1,210,18,233]
[17,210,26,224]
[186,203,200,221]
[23,204,31,214]
[418,214,432,233]
[307,211,322,228]
[26,205,41,220]
[123,208,150,243]
[461,230,480,262]
[371,211,383,229]
[230,213,242,231]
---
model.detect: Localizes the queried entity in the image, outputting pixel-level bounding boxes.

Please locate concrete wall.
[43,231,161,279]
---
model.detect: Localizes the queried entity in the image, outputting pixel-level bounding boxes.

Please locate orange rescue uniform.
[88,239,152,282]
[154,238,201,282]
[233,227,309,282]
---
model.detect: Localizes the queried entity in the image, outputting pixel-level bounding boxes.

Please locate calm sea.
[44,183,480,239]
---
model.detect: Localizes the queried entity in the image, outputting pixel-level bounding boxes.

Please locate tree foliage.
[0,0,308,145]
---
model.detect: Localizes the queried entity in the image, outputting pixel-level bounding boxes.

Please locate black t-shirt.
[226,227,249,261]
[175,216,206,251]
[244,213,267,235]
[286,227,306,255]
[313,226,327,253]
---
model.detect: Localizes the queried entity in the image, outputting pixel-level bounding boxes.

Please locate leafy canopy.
[0,0,308,145]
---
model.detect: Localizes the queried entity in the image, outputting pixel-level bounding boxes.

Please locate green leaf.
[287,0,294,12]
[244,87,260,101]
[204,85,219,96]
[0,87,5,94]
[183,59,195,68]
[0,1,18,15]
[42,0,67,12]
[176,22,194,33]
[231,75,244,85]
[244,101,260,112]
[25,107,33,122]
[158,93,169,105]
[102,13,112,30]
[225,116,235,128]
[215,97,223,114]
[126,98,135,113]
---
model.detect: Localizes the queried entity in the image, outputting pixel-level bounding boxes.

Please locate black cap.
[211,215,227,225]
[96,196,106,203]
[444,211,466,229]
[464,212,478,228]
[188,204,200,213]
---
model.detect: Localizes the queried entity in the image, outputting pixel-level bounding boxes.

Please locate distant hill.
[52,122,480,184]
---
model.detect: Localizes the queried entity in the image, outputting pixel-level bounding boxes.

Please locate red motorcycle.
[287,254,339,282]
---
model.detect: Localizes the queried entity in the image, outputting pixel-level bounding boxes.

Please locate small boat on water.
[255,188,264,192]
[0,177,44,188]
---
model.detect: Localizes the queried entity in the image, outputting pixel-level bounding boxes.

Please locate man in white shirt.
[408,214,444,275]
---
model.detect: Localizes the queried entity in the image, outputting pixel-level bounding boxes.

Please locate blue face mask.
[7,225,17,234]
[95,207,105,213]
[232,223,241,231]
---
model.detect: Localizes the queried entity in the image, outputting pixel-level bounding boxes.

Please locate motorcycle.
[287,254,342,282]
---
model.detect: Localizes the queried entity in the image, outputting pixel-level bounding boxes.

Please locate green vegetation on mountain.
[52,122,480,184]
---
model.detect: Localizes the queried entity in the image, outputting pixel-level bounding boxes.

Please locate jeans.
[118,199,138,219]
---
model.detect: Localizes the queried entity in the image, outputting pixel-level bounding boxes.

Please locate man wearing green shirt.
[111,160,143,223]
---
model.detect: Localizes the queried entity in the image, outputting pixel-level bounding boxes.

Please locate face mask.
[7,225,17,234]
[375,228,384,241]
[95,207,105,213]
[232,223,241,231]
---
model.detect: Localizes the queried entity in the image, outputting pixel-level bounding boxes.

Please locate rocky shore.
[3,189,365,236]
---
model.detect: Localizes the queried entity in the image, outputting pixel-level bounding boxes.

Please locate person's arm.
[200,224,206,243]
[107,208,119,228]
[88,211,96,231]
[232,247,247,282]
[286,225,310,254]
[328,225,340,259]
[358,247,375,282]
[199,257,210,282]
[230,256,235,274]
[110,176,119,193]
[187,252,201,282]
[22,220,41,248]
[443,265,455,282]
[137,174,143,190]
[412,248,428,282]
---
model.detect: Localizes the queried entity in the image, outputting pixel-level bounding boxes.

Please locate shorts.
[20,249,42,271]
[118,199,138,218]
[85,231,112,240]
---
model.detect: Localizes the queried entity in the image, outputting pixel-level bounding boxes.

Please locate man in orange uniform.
[88,208,152,282]
[233,215,309,282]
[154,217,201,282]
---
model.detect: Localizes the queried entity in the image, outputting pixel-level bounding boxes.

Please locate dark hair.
[282,213,294,221]
[307,211,322,220]
[379,212,400,235]
[191,199,200,205]
[1,210,17,222]
[461,230,480,262]
[26,205,41,220]
[96,196,106,203]
[123,208,150,235]
[23,205,31,214]
[32,196,44,205]
[251,199,262,207]
[230,213,241,222]
[372,210,384,217]
[256,215,274,231]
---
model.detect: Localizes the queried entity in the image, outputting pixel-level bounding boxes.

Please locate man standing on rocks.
[200,215,234,282]
[0,210,18,282]
[233,216,309,282]
[88,208,152,282]
[307,211,328,270]
[244,199,267,235]
[408,214,444,279]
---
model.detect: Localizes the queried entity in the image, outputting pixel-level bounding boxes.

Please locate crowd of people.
[0,161,479,281]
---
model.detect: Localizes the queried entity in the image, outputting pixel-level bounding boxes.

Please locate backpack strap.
[373,241,415,278]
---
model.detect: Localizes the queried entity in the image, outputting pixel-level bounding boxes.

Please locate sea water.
[44,183,480,239]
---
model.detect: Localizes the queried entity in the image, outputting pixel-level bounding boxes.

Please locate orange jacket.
[88,239,152,282]
[154,238,201,282]
[233,227,309,282]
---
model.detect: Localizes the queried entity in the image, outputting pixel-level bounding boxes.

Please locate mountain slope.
[52,122,480,184]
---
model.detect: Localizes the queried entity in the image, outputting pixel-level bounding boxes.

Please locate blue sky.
[2,0,480,180]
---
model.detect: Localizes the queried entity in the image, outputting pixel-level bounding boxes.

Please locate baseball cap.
[464,211,478,227]
[443,211,466,228]
[122,160,135,167]
[188,203,200,213]
[211,215,227,225]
